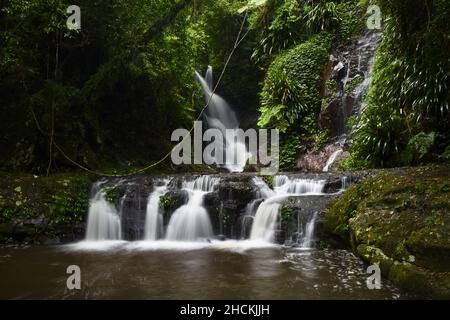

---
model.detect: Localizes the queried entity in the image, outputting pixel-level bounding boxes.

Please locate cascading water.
[332,32,382,140]
[195,67,249,172]
[85,183,122,241]
[165,176,218,241]
[144,179,170,240]
[300,212,318,248]
[249,176,326,244]
[274,176,326,195]
[240,177,274,239]
[249,202,281,242]
[323,149,343,172]
[341,176,348,191]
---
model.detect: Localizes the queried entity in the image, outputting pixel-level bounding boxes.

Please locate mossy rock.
[0,172,96,243]
[325,166,450,298]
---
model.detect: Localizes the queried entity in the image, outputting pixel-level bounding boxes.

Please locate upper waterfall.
[195,66,249,172]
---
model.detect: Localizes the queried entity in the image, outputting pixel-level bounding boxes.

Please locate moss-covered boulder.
[0,172,95,244]
[325,166,450,298]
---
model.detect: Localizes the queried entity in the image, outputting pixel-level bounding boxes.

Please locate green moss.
[326,166,450,298]
[103,185,124,204]
[0,172,95,241]
[261,175,274,189]
[160,194,176,211]
[280,205,295,222]
[344,75,364,94]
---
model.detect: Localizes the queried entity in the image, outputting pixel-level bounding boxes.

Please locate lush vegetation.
[0,0,260,173]
[348,0,449,168]
[0,172,94,242]
[253,0,365,169]
[0,0,448,173]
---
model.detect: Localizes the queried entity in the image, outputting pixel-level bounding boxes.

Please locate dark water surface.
[0,241,408,299]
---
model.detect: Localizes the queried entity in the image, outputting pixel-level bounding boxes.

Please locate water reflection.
[0,245,407,299]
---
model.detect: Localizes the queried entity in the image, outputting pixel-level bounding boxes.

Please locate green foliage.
[249,0,307,64]
[400,132,436,166]
[304,0,342,32]
[344,75,364,94]
[103,186,122,204]
[440,146,450,163]
[336,0,366,40]
[337,153,370,171]
[0,0,255,173]
[349,0,449,168]
[279,134,302,170]
[0,173,92,226]
[257,31,333,171]
[280,205,294,222]
[258,33,333,133]
[314,129,330,151]
[261,175,274,189]
[160,194,176,211]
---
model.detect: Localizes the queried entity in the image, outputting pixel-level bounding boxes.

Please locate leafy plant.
[160,194,176,211]
[249,0,307,64]
[258,33,333,133]
[279,134,302,170]
[349,0,449,168]
[304,0,342,32]
[400,132,436,166]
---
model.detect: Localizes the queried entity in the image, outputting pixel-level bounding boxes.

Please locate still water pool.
[0,241,409,299]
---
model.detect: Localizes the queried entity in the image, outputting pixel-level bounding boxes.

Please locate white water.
[165,176,218,241]
[249,202,281,242]
[341,176,348,190]
[195,66,249,172]
[82,174,329,248]
[144,180,170,240]
[249,176,326,243]
[274,176,326,195]
[300,212,318,248]
[85,184,122,241]
[323,149,343,172]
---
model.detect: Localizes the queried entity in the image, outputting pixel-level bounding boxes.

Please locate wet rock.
[120,183,152,241]
[296,144,348,172]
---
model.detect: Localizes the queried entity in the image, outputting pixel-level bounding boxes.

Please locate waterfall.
[300,212,318,248]
[144,180,170,240]
[184,175,219,192]
[195,66,249,172]
[323,149,343,172]
[85,183,122,241]
[252,177,275,198]
[165,176,218,241]
[249,176,326,243]
[274,176,326,195]
[240,177,272,239]
[249,202,280,242]
[341,176,348,190]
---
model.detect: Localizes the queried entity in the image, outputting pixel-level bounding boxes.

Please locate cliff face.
[325,166,450,299]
